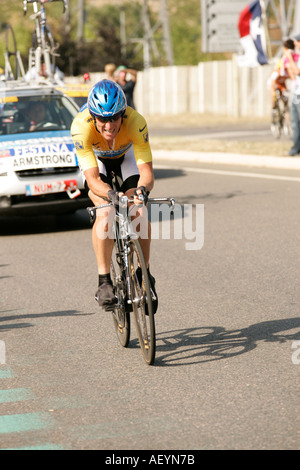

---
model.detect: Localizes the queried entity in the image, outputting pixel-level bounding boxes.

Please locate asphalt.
[153,149,300,171]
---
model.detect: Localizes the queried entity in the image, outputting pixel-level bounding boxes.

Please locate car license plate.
[25,179,80,198]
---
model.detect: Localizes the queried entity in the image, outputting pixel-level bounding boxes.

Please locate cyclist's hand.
[107,190,120,207]
[134,186,149,205]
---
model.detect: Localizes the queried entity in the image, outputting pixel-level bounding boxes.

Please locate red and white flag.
[237,0,269,67]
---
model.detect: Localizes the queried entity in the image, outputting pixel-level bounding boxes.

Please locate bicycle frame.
[111,196,138,307]
[87,194,175,364]
[88,195,142,308]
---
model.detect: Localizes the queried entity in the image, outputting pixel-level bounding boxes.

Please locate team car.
[0,81,90,216]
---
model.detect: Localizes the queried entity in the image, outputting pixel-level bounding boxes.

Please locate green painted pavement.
[0,412,56,434]
[0,388,34,403]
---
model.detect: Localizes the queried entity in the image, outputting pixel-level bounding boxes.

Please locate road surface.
[0,160,299,450]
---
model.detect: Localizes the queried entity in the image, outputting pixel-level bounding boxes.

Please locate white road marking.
[155,164,300,182]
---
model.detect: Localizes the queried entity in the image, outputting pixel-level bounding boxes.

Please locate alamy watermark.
[291,341,300,365]
[0,340,5,365]
[95,202,204,251]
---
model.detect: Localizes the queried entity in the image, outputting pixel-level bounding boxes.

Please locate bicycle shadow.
[154,317,300,367]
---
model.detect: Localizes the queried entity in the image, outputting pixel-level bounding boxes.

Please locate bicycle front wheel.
[128,238,156,365]
[283,112,291,137]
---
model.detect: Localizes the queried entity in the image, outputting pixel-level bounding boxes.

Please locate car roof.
[56,83,90,98]
[0,80,65,98]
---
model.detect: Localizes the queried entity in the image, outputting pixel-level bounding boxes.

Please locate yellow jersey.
[71,106,152,172]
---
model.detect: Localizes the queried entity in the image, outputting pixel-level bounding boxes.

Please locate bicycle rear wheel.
[270,107,282,139]
[110,245,130,348]
[128,238,156,365]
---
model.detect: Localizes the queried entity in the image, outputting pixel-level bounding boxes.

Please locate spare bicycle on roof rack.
[23,0,68,83]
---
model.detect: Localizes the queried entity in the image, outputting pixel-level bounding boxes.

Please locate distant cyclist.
[284,35,300,156]
[71,79,157,311]
[269,39,296,109]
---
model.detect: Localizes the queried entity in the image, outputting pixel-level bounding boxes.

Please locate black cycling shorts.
[99,156,139,192]
[84,146,140,193]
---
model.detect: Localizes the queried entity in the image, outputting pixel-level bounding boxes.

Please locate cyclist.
[71,79,157,311]
[269,39,296,109]
[284,35,300,156]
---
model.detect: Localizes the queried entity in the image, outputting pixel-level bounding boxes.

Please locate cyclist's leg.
[87,163,117,307]
[120,148,151,267]
[289,99,300,155]
[89,189,115,274]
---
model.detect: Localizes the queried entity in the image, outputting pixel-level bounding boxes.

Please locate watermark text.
[0,340,6,365]
[291,341,300,365]
[94,202,204,251]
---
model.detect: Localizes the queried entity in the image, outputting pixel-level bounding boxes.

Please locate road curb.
[153,150,300,170]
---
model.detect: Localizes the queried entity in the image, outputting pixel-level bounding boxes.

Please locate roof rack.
[1,2,67,86]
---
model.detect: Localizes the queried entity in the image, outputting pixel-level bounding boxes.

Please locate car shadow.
[153,168,186,179]
[0,209,91,236]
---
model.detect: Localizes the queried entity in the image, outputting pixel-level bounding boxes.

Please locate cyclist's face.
[95,116,122,141]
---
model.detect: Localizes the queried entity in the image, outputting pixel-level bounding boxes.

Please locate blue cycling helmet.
[87,79,127,118]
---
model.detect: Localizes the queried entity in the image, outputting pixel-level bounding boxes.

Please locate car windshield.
[0,94,78,136]
[72,96,88,108]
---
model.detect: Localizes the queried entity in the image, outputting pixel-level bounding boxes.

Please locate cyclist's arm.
[285,62,298,80]
[284,51,300,79]
[126,110,153,167]
[71,113,113,200]
[84,167,113,201]
[136,162,154,194]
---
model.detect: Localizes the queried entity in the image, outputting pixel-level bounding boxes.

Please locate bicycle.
[23,0,68,81]
[270,88,291,139]
[1,22,26,80]
[87,175,175,365]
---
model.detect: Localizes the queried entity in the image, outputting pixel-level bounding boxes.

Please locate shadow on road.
[0,309,92,332]
[154,317,300,367]
[0,209,91,236]
[154,168,186,179]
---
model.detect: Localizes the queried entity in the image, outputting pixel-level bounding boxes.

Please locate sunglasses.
[96,111,124,123]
